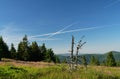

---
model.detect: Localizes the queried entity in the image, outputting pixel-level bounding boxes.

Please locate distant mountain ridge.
[57,51,120,63]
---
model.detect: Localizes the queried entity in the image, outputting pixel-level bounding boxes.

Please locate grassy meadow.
[0,59,120,79]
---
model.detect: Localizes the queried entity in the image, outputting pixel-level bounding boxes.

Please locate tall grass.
[0,62,120,79]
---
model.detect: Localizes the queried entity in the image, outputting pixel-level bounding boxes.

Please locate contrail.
[30,22,78,38]
[50,26,101,35]
[104,0,120,8]
[30,37,61,41]
[29,26,103,38]
[30,32,54,38]
[55,24,117,35]
[47,22,78,38]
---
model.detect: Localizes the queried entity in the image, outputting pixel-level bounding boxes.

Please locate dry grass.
[0,58,55,68]
[91,66,120,77]
[0,58,120,79]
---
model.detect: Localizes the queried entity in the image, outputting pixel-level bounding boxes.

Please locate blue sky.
[0,0,120,54]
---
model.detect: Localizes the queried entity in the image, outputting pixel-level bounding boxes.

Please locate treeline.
[0,35,60,63]
[62,51,120,67]
[83,51,120,67]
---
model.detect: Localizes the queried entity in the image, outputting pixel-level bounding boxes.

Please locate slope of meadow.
[0,58,120,79]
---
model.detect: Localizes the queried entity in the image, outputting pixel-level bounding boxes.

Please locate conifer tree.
[106,52,116,67]
[17,42,23,60]
[29,41,40,61]
[90,56,99,66]
[62,58,67,63]
[116,61,120,67]
[82,56,87,69]
[17,35,30,61]
[45,48,54,62]
[39,43,46,60]
[53,55,60,63]
[0,36,10,59]
[10,43,16,59]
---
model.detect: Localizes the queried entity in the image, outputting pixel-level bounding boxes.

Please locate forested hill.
[57,51,120,63]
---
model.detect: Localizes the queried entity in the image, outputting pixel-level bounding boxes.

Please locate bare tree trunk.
[71,36,74,70]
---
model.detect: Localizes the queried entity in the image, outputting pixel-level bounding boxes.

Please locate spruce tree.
[0,36,10,59]
[53,55,60,63]
[116,61,120,67]
[39,43,46,60]
[17,35,30,61]
[45,48,54,62]
[0,36,3,60]
[90,56,95,65]
[62,58,67,63]
[10,43,16,59]
[82,56,87,68]
[106,52,116,67]
[17,42,23,60]
[29,41,40,61]
[90,56,99,66]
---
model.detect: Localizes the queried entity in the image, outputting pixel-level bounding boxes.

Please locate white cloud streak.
[29,22,78,38]
[1,22,117,45]
[47,22,78,38]
[30,37,61,41]
[29,26,103,39]
[56,26,101,34]
[104,0,120,8]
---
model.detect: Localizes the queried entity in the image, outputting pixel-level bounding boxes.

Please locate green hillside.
[58,51,120,64]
